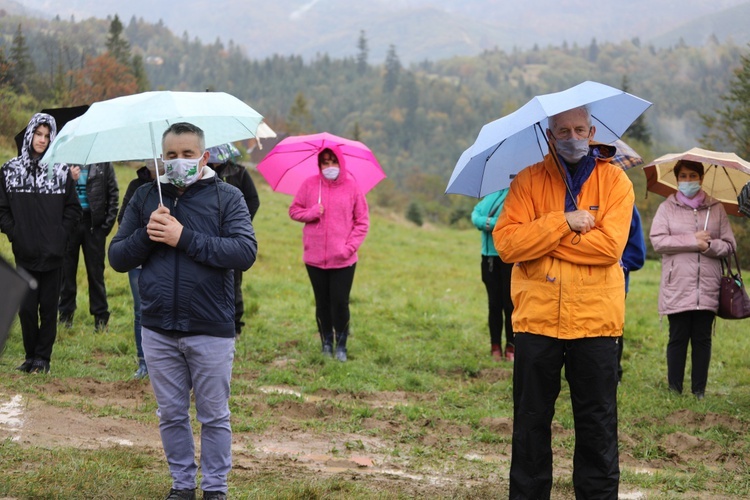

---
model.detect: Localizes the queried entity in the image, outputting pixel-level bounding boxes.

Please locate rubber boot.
[321,332,334,357]
[335,331,348,362]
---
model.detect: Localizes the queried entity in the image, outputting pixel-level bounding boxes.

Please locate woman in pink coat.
[649,160,736,400]
[289,146,370,361]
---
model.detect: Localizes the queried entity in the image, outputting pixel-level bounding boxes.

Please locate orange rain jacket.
[493,153,635,340]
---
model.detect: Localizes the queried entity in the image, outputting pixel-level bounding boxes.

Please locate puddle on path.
[257,386,324,403]
[0,394,25,440]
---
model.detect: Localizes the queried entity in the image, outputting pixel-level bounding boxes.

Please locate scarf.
[676,189,706,210]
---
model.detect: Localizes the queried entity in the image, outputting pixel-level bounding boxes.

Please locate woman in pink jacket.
[289,146,370,361]
[649,160,736,400]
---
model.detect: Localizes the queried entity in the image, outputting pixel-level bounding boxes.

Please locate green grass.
[0,162,749,498]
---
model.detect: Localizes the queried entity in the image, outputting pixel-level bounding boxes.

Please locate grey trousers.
[142,327,235,493]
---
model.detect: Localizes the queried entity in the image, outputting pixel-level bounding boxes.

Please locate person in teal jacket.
[471,189,514,361]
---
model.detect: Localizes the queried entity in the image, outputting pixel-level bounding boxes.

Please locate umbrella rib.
[481,138,508,197]
[591,113,618,139]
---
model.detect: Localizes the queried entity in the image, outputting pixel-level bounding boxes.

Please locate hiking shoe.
[94,319,109,334]
[165,488,196,500]
[59,314,73,328]
[491,344,503,362]
[203,491,227,500]
[504,344,515,362]
[15,359,33,372]
[133,359,148,380]
[694,391,705,401]
[29,359,50,374]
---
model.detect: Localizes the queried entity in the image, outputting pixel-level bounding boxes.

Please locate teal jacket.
[471,189,509,257]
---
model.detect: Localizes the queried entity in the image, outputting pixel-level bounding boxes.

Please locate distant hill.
[6,0,750,63]
[650,2,750,47]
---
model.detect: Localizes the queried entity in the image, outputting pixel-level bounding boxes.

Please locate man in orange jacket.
[494,106,634,499]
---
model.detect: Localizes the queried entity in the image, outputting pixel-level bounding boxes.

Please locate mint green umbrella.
[42,91,264,166]
[41,90,265,204]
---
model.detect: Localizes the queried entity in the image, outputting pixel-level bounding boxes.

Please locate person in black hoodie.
[0,113,82,374]
[117,160,157,379]
[206,146,260,337]
[58,161,119,332]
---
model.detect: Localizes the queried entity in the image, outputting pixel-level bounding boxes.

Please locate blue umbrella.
[446,81,652,198]
[207,143,242,164]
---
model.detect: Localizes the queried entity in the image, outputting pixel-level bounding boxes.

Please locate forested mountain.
[0,12,748,238]
[10,0,750,63]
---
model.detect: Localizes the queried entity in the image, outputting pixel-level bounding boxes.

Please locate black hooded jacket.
[0,113,82,271]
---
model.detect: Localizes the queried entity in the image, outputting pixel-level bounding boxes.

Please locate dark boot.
[335,331,348,362]
[320,332,334,357]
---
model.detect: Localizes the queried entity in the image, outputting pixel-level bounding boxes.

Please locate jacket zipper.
[172,197,180,326]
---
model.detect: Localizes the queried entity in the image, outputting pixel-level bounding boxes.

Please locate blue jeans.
[128,268,143,359]
[142,327,235,492]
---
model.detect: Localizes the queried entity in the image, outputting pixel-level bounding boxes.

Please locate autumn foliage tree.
[67,53,138,105]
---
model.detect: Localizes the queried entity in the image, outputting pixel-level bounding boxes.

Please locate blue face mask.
[678,181,702,198]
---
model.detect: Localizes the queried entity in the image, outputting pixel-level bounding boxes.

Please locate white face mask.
[554,138,590,164]
[164,157,202,188]
[322,166,340,180]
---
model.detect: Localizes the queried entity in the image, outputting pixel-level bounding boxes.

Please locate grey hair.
[549,106,592,130]
[161,122,206,151]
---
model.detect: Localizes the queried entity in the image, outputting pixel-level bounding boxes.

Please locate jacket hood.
[318,143,348,184]
[22,113,57,168]
[589,142,616,162]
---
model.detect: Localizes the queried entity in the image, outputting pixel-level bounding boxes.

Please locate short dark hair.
[318,148,338,166]
[673,159,704,179]
[161,122,206,151]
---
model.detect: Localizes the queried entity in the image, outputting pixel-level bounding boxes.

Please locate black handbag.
[718,251,750,320]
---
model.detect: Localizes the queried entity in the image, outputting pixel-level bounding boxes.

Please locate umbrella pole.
[150,122,164,206]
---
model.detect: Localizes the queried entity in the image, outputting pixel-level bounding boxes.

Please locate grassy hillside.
[0,163,748,498]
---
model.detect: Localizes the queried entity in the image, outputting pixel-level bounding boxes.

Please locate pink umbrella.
[257,132,386,195]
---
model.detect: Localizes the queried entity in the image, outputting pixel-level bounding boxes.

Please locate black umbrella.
[0,257,36,352]
[14,105,90,157]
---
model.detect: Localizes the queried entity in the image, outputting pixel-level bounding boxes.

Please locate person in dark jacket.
[109,122,257,500]
[117,160,157,379]
[58,161,119,332]
[618,205,647,383]
[207,145,260,337]
[0,113,82,374]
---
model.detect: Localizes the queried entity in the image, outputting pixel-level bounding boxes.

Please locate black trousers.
[18,267,61,362]
[58,212,109,322]
[481,255,514,347]
[510,333,620,500]
[305,264,356,335]
[667,310,714,395]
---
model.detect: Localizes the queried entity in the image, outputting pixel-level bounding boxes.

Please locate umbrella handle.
[704,206,710,231]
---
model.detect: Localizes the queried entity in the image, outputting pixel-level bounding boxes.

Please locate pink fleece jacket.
[289,145,370,269]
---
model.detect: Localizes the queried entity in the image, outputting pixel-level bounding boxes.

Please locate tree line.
[0,13,748,256]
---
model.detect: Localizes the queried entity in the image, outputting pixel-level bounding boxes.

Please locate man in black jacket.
[0,113,82,374]
[58,162,119,332]
[207,146,260,336]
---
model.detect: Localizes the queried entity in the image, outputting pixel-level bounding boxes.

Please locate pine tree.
[287,92,313,135]
[356,30,369,75]
[9,24,35,92]
[131,54,150,92]
[383,45,401,94]
[621,75,651,145]
[106,15,131,66]
[701,48,750,160]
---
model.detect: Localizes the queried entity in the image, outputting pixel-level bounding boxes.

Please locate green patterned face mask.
[164,157,202,188]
